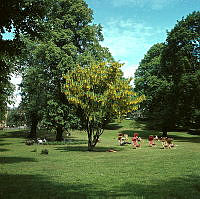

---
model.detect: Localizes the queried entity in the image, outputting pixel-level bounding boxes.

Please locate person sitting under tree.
[132,133,140,149]
[118,133,125,146]
[148,135,155,146]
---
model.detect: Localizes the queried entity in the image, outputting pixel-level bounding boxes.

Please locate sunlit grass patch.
[0,120,200,199]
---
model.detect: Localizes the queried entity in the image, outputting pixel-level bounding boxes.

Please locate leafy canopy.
[134,11,200,133]
[64,62,145,150]
[64,62,145,120]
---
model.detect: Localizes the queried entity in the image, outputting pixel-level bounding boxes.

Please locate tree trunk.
[88,139,94,151]
[162,128,168,137]
[87,127,94,151]
[29,118,38,139]
[86,119,104,151]
[87,129,102,151]
[56,126,63,141]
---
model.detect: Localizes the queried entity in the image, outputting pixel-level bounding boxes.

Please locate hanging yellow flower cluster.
[63,62,145,118]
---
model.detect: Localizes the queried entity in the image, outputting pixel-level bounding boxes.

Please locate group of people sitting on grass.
[118,133,174,149]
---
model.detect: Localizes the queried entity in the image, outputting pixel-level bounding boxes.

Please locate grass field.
[0,120,200,199]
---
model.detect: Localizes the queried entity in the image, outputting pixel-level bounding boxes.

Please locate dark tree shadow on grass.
[0,156,37,164]
[117,175,200,199]
[105,123,123,130]
[121,130,200,144]
[43,139,88,145]
[0,174,129,199]
[0,173,200,199]
[0,130,29,139]
[0,130,85,143]
[0,142,12,146]
[0,174,88,199]
[167,134,200,144]
[0,148,10,152]
[55,145,124,153]
[188,129,200,136]
[0,139,12,146]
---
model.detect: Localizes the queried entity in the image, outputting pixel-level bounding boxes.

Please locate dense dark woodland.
[0,0,200,147]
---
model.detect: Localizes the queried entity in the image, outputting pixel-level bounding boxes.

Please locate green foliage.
[64,62,145,150]
[161,11,200,129]
[6,107,26,127]
[135,11,200,133]
[0,0,48,125]
[19,0,113,140]
[0,0,48,54]
[135,43,175,132]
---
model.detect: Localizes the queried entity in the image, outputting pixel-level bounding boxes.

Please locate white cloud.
[111,0,180,10]
[100,18,167,85]
[121,62,138,86]
[102,19,149,60]
[101,18,165,68]
[121,62,138,78]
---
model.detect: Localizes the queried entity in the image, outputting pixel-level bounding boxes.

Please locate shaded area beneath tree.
[0,156,37,164]
[55,145,123,153]
[0,174,200,199]
[120,129,200,144]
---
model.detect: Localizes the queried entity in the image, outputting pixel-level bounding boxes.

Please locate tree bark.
[86,119,104,151]
[87,126,94,151]
[56,126,63,141]
[87,127,103,151]
[88,138,93,151]
[29,118,38,139]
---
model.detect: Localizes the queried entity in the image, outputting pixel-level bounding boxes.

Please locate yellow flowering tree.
[64,62,145,151]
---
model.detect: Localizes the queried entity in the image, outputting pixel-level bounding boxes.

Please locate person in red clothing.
[132,134,140,148]
[133,133,139,137]
[148,135,155,146]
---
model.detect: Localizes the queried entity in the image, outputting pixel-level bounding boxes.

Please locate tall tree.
[0,0,48,121]
[161,11,200,129]
[19,0,113,140]
[0,56,15,123]
[20,63,46,138]
[134,43,175,136]
[135,11,200,135]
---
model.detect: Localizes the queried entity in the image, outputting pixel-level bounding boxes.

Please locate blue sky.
[86,0,200,77]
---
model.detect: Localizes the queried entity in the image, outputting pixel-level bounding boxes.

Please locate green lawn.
[0,120,200,199]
